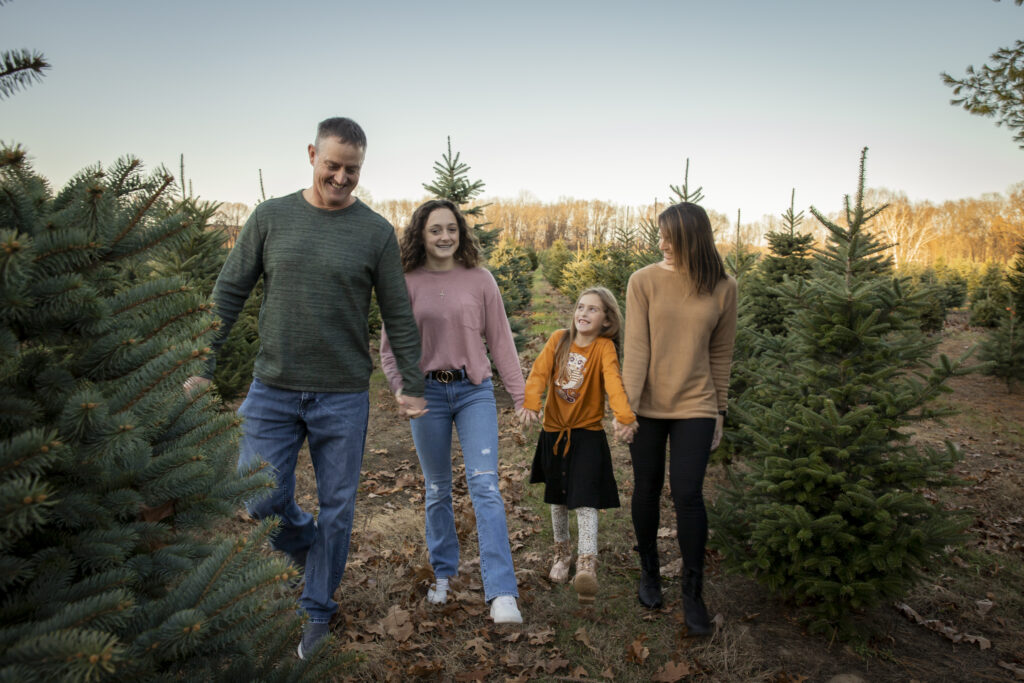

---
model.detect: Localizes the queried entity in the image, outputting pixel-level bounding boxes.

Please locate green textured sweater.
[209,191,423,396]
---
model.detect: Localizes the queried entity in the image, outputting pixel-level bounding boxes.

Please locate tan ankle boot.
[573,553,598,603]
[548,541,573,584]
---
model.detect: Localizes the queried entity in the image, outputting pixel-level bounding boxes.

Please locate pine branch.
[668,158,705,205]
[0,49,50,100]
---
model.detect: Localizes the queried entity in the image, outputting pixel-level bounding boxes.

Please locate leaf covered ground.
[223,279,1024,682]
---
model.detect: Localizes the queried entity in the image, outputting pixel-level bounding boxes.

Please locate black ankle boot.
[682,568,711,635]
[635,545,663,609]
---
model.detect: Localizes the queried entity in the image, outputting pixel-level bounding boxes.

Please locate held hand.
[396,390,428,419]
[515,407,540,428]
[183,375,211,397]
[615,420,638,444]
[711,413,724,451]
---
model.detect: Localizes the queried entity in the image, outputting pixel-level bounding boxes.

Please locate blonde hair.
[553,287,622,385]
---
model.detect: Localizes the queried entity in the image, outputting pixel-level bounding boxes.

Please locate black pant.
[629,417,715,571]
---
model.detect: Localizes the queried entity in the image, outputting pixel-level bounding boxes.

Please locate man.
[185,117,426,658]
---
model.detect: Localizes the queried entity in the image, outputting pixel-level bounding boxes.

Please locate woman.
[621,202,737,635]
[380,199,527,624]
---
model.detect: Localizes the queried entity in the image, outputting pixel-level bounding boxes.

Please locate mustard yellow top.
[524,330,636,441]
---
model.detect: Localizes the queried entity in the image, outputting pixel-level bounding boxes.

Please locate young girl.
[521,286,637,604]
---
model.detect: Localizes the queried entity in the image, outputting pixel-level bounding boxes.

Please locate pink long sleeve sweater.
[380,266,526,409]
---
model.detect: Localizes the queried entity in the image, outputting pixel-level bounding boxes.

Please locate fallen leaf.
[574,626,596,652]
[895,602,991,650]
[660,558,682,578]
[998,660,1024,680]
[976,598,994,616]
[380,605,414,642]
[542,656,570,674]
[626,634,650,664]
[406,658,444,675]
[569,665,588,677]
[528,627,555,645]
[455,668,492,682]
[465,636,493,657]
[600,667,615,679]
[652,659,693,682]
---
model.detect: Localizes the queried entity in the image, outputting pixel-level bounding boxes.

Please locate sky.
[2,0,1022,222]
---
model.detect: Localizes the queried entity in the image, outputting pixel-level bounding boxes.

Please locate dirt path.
[237,288,1024,682]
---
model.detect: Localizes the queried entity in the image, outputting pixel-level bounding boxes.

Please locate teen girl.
[380,199,527,624]
[521,286,637,603]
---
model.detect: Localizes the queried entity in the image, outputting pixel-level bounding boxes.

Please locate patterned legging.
[551,504,598,555]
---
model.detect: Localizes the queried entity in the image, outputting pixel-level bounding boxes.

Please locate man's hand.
[183,376,211,397]
[395,390,428,419]
[516,407,540,428]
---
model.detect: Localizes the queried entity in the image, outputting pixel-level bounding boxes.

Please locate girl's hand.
[615,420,638,444]
[395,390,428,419]
[516,407,540,427]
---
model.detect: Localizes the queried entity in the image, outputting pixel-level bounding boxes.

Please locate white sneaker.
[427,577,449,605]
[489,596,523,624]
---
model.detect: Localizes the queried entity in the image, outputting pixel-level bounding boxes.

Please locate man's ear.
[308,143,317,166]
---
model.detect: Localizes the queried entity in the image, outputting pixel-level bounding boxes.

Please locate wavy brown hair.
[553,286,623,386]
[659,202,726,295]
[399,199,482,272]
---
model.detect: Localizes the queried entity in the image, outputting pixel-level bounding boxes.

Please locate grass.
[293,269,1024,681]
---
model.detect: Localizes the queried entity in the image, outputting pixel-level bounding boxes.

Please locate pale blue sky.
[2,0,1021,220]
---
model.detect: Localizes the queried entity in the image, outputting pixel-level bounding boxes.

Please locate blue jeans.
[238,377,369,622]
[410,376,518,602]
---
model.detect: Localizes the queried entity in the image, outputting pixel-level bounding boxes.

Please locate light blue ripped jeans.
[410,376,518,602]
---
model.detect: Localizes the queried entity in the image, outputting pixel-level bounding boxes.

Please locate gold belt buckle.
[437,369,454,383]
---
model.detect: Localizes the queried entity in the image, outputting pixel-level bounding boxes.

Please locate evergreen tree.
[667,158,705,205]
[540,239,572,290]
[488,237,533,315]
[146,198,258,402]
[941,0,1024,149]
[744,190,814,336]
[422,136,499,253]
[900,266,950,333]
[0,48,49,100]
[1,1,50,102]
[980,242,1024,391]
[0,148,347,681]
[968,262,1008,327]
[930,260,968,309]
[723,209,759,283]
[488,237,533,349]
[709,149,969,639]
[423,138,532,349]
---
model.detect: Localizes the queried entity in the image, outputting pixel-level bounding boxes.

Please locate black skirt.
[529,428,620,509]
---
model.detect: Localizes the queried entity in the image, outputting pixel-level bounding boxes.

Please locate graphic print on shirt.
[555,352,587,403]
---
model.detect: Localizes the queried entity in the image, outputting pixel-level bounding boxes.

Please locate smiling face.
[306,136,364,210]
[573,293,608,340]
[423,207,460,269]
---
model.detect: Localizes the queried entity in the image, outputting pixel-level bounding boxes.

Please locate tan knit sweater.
[622,264,737,419]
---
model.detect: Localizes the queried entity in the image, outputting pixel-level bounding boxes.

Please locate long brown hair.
[659,202,726,295]
[553,287,623,386]
[399,199,482,272]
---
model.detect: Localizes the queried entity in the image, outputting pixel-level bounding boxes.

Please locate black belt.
[426,369,465,383]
